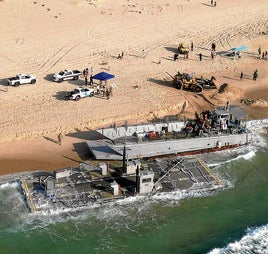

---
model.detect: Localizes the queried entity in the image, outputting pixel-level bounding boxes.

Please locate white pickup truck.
[7,74,37,86]
[53,69,81,83]
[66,87,95,101]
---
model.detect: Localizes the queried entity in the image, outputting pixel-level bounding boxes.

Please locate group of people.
[95,83,113,100]
[258,47,268,60]
[82,67,93,86]
[117,51,124,59]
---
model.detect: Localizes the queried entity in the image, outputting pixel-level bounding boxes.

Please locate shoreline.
[0,0,268,176]
[0,111,267,176]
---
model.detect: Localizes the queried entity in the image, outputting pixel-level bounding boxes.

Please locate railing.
[196,157,222,186]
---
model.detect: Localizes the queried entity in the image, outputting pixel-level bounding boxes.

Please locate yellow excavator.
[171,72,217,93]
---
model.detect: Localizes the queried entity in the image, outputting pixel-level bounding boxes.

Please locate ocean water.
[0,119,268,254]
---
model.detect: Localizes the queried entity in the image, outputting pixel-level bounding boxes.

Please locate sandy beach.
[0,0,267,174]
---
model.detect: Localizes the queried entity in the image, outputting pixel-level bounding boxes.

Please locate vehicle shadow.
[0,78,8,85]
[44,74,55,82]
[67,79,85,86]
[165,47,178,54]
[147,78,174,88]
[0,79,9,91]
[53,91,70,101]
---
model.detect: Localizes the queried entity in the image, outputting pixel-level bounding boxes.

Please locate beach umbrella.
[92,72,115,81]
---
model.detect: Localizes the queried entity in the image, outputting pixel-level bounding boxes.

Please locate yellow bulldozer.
[171,72,217,93]
[178,43,190,54]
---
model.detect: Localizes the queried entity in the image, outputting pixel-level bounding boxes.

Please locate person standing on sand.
[58,133,63,145]
[89,74,93,85]
[258,47,261,56]
[191,42,194,51]
[109,86,113,97]
[106,89,110,100]
[240,71,243,80]
[253,69,258,81]
[96,84,100,95]
[211,50,214,59]
[199,53,203,61]
[83,68,89,85]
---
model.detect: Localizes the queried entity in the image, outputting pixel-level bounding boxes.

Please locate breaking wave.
[246,118,268,148]
[207,223,268,254]
[207,149,256,168]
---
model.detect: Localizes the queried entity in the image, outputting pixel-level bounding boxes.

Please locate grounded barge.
[20,157,222,214]
[86,105,252,160]
[19,106,250,214]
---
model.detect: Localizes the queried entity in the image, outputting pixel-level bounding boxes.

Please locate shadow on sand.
[44,74,55,83]
[43,136,59,144]
[147,78,173,88]
[0,79,8,86]
[52,91,71,101]
[165,47,178,54]
[201,3,214,7]
[66,128,106,140]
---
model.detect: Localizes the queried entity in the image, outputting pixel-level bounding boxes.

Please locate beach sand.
[0,0,267,174]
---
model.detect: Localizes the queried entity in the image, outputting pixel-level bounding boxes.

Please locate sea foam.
[207,223,268,254]
[0,181,19,189]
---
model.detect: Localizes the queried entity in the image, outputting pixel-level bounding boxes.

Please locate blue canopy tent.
[92,72,115,81]
[232,45,249,52]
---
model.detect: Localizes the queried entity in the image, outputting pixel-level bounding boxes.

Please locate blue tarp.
[92,72,115,81]
[232,45,249,52]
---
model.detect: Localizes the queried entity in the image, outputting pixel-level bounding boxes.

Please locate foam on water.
[246,118,268,148]
[0,181,19,189]
[207,149,256,168]
[207,223,268,254]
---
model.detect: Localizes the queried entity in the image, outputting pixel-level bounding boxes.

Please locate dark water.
[0,121,267,254]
